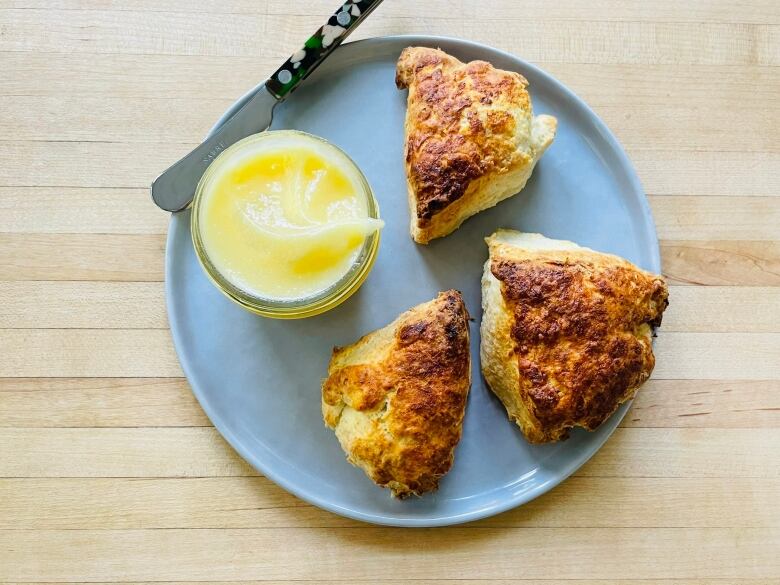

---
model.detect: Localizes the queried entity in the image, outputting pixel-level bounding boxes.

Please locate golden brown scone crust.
[396,47,556,244]
[322,290,471,497]
[481,231,668,443]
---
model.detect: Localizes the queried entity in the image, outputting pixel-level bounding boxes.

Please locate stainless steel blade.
[151,86,278,212]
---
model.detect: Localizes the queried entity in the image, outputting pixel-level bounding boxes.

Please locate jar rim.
[190,130,381,319]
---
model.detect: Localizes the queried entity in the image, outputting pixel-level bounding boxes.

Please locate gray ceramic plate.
[166,35,660,527]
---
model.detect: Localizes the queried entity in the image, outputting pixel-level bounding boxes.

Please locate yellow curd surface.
[196,133,382,301]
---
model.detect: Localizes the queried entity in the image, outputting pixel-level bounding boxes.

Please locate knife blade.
[151,87,277,212]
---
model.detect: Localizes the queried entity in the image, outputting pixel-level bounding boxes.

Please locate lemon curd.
[191,131,382,317]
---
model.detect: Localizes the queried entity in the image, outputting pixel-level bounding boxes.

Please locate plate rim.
[165,34,661,527]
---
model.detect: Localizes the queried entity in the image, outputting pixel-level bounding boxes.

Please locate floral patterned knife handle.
[266,0,385,99]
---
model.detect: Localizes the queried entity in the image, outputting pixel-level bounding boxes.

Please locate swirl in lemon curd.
[197,132,383,301]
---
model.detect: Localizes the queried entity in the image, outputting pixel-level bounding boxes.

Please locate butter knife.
[151,0,384,212]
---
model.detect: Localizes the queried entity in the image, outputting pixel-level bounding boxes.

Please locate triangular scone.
[322,290,471,497]
[396,47,557,244]
[481,230,669,443]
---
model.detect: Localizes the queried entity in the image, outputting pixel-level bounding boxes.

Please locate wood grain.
[1,10,776,66]
[2,191,779,241]
[4,0,779,23]
[626,379,780,428]
[2,283,777,330]
[0,329,182,377]
[3,96,778,153]
[662,286,780,331]
[1,476,776,529]
[3,52,777,109]
[1,378,776,429]
[2,235,779,285]
[0,329,777,378]
[651,333,780,379]
[2,582,776,585]
[2,141,777,197]
[0,234,165,281]
[0,141,195,189]
[0,378,208,427]
[630,150,780,197]
[0,1,778,581]
[0,282,167,328]
[0,187,168,234]
[1,527,777,581]
[650,196,780,241]
[0,427,254,478]
[0,427,776,479]
[662,241,780,286]
[272,0,780,23]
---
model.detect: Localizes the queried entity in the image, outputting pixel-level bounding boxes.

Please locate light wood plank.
[0,8,276,57]
[2,96,777,153]
[626,380,780,428]
[0,282,167,328]
[0,96,232,144]
[1,10,776,65]
[0,187,168,234]
[3,241,779,290]
[2,582,776,585]
[0,329,776,378]
[0,378,207,427]
[1,378,776,429]
[632,150,780,197]
[0,427,253,478]
[662,286,780,332]
[1,527,777,581]
[652,332,780,380]
[651,196,780,241]
[2,283,777,332]
[3,0,778,23]
[0,141,195,189]
[3,52,777,111]
[0,234,165,281]
[549,64,780,109]
[662,241,780,286]
[589,105,778,152]
[1,476,776,530]
[3,236,780,287]
[0,52,277,98]
[272,0,780,23]
[3,191,779,242]
[581,428,780,479]
[0,427,776,479]
[0,476,318,529]
[284,18,780,67]
[2,141,776,197]
[3,241,780,289]
[0,329,181,377]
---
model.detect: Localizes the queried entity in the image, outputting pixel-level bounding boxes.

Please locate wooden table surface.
[1,0,779,581]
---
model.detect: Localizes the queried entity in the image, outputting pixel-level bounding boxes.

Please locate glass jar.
[190,130,381,319]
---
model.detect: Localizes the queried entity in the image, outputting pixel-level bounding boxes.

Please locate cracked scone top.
[481,230,668,443]
[396,47,557,243]
[322,290,471,497]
